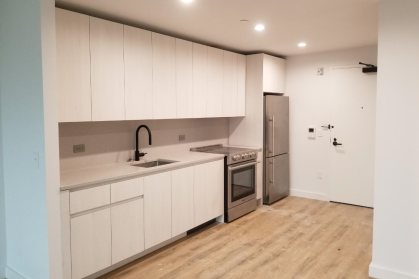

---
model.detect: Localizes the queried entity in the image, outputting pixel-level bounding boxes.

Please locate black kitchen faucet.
[135,125,152,161]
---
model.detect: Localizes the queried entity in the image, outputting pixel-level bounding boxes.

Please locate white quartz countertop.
[60,151,225,191]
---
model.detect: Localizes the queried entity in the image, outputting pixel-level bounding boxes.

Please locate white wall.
[369,1,419,279]
[285,46,377,201]
[59,118,229,171]
[0,74,6,278]
[0,0,62,278]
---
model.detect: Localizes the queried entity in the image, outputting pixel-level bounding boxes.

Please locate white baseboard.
[370,263,419,279]
[290,189,327,201]
[5,266,26,279]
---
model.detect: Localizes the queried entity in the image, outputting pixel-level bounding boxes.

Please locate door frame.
[326,64,373,203]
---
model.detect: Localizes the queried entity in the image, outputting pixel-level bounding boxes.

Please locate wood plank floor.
[100,196,374,279]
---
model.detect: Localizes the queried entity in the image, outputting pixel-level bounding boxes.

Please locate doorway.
[328,66,377,208]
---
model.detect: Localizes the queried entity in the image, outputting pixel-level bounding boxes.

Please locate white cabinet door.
[124,26,153,120]
[152,33,176,119]
[171,167,194,236]
[207,47,224,117]
[111,199,145,264]
[111,177,144,203]
[56,8,91,122]
[90,17,125,121]
[192,43,208,118]
[194,160,224,226]
[176,39,193,118]
[144,172,172,249]
[223,51,238,117]
[71,209,111,279]
[263,54,285,94]
[237,54,246,116]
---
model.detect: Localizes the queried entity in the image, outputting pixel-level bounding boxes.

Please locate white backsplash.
[59,118,229,171]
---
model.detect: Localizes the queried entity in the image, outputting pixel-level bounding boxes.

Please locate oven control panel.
[232,151,257,162]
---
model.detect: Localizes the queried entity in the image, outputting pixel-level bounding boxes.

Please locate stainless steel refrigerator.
[263,94,290,205]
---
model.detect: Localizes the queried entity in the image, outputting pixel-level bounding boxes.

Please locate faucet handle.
[134,151,147,161]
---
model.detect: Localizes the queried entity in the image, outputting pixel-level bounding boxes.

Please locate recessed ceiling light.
[254,24,265,31]
[298,42,307,47]
[181,0,193,3]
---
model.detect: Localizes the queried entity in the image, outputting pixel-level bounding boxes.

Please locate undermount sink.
[132,159,178,168]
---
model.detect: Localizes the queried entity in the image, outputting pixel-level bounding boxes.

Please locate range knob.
[233,155,241,161]
[242,153,249,159]
[251,152,256,158]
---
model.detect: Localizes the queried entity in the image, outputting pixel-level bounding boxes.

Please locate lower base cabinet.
[111,199,145,264]
[71,208,112,279]
[64,159,224,279]
[172,166,195,236]
[144,171,172,249]
[194,160,224,226]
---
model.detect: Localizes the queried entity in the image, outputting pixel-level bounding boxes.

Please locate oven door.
[227,160,258,209]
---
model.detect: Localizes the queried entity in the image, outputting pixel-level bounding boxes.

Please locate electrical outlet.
[179,135,186,141]
[73,144,85,153]
[317,171,323,179]
[318,128,323,137]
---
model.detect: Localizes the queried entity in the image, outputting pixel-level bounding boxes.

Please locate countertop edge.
[60,155,225,192]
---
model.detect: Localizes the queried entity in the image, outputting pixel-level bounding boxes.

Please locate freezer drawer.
[264,95,289,157]
[264,154,290,205]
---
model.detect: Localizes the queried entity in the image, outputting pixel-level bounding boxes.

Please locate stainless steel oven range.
[190,144,260,223]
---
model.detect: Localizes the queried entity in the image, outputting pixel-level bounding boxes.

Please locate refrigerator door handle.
[269,116,275,155]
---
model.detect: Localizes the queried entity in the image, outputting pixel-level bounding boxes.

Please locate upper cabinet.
[263,54,286,94]
[175,39,193,118]
[192,43,208,118]
[223,51,238,117]
[56,10,247,122]
[206,47,224,117]
[237,54,246,116]
[90,17,125,121]
[152,33,176,119]
[56,9,91,122]
[124,26,153,120]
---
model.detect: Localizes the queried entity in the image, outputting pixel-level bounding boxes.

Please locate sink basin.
[132,159,178,168]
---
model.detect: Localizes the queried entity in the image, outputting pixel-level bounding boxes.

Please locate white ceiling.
[55,0,379,57]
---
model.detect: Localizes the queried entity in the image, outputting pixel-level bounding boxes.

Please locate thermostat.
[308,127,316,139]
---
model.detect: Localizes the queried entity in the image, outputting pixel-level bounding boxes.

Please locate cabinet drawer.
[111,177,144,203]
[70,185,110,214]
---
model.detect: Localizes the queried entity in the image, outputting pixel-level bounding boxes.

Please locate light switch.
[318,128,323,137]
[33,152,39,169]
[317,171,322,179]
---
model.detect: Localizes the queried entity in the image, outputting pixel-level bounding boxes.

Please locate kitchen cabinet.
[176,39,193,118]
[124,26,153,120]
[56,10,247,122]
[111,199,145,264]
[192,43,208,118]
[56,8,91,122]
[207,47,224,117]
[90,17,125,121]
[171,166,195,236]
[111,177,144,203]
[70,184,110,215]
[193,160,224,226]
[152,33,176,119]
[263,54,286,94]
[144,171,172,249]
[61,158,226,278]
[237,54,246,116]
[223,51,238,117]
[71,208,111,279]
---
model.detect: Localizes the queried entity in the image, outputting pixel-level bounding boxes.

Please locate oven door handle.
[228,161,260,171]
